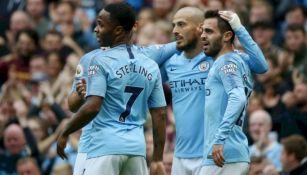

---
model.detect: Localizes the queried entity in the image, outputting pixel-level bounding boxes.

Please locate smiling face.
[94,10,116,47]
[200,18,223,58]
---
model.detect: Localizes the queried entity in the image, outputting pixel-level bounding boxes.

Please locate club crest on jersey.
[75,64,83,77]
[221,63,237,74]
[198,61,209,71]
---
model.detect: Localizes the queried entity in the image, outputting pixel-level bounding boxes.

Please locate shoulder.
[80,49,102,63]
[164,51,183,66]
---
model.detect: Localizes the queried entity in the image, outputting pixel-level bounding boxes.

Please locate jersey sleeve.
[148,70,167,108]
[235,26,268,74]
[70,56,87,93]
[86,58,107,98]
[138,42,177,66]
[159,61,169,83]
[213,58,247,145]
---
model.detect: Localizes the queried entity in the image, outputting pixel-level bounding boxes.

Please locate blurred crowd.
[0,0,306,175]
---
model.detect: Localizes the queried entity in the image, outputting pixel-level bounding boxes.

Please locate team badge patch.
[88,65,99,76]
[75,64,84,78]
[198,61,210,71]
[220,63,237,74]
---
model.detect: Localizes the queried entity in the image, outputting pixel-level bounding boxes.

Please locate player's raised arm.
[219,11,269,74]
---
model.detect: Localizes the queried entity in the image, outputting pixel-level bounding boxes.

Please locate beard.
[176,37,198,52]
[204,37,223,58]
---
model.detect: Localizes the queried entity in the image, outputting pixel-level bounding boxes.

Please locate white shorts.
[83,155,148,175]
[200,162,249,175]
[171,157,202,175]
[74,153,87,175]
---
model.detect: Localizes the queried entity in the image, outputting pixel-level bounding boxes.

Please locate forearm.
[235,27,268,74]
[150,107,166,161]
[63,97,101,137]
[214,88,246,144]
[68,92,85,112]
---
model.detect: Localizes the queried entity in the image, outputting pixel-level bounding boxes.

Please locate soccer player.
[57,2,167,175]
[200,10,254,174]
[67,10,177,175]
[160,7,267,175]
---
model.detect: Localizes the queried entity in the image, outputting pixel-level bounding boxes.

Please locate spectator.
[0,123,30,174]
[263,164,279,175]
[248,156,268,175]
[6,10,32,50]
[17,157,41,175]
[249,110,283,171]
[26,0,50,37]
[280,135,307,175]
[0,29,39,86]
[52,163,73,175]
[249,1,273,26]
[284,24,307,80]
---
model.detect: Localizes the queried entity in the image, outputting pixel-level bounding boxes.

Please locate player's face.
[200,18,223,58]
[94,10,115,47]
[172,13,199,51]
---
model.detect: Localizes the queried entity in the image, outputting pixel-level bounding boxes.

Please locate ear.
[223,31,233,42]
[114,26,125,35]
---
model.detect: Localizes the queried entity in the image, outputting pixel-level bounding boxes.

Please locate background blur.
[0,0,306,175]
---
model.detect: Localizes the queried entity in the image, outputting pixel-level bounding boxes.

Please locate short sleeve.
[148,71,167,108]
[86,58,107,98]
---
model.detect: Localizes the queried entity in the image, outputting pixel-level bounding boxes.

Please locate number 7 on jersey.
[119,86,144,122]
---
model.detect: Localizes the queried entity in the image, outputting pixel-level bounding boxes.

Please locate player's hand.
[57,131,68,160]
[76,79,86,98]
[218,11,242,31]
[212,144,225,167]
[150,161,166,175]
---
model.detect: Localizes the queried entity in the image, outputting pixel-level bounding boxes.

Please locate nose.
[200,31,206,41]
[94,26,98,33]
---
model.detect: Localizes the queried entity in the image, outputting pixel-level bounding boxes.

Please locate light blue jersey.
[203,51,254,165]
[71,49,102,153]
[161,52,213,158]
[86,44,166,158]
[161,26,267,159]
[70,43,176,153]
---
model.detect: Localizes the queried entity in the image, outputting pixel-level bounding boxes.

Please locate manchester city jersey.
[161,52,213,158]
[71,49,102,153]
[86,44,166,158]
[203,51,253,165]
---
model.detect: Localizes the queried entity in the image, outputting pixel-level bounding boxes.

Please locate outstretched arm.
[219,11,268,74]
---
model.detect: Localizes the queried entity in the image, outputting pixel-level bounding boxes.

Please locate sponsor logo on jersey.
[88,65,99,76]
[220,63,237,74]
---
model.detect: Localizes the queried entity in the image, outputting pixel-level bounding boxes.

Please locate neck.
[184,41,203,58]
[110,33,131,48]
[214,43,234,60]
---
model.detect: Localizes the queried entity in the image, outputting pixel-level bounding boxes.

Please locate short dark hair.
[286,24,305,35]
[104,2,136,32]
[15,29,39,47]
[281,135,307,162]
[286,5,306,17]
[43,29,63,40]
[204,10,235,43]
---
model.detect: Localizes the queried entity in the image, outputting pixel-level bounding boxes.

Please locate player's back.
[86,44,165,158]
